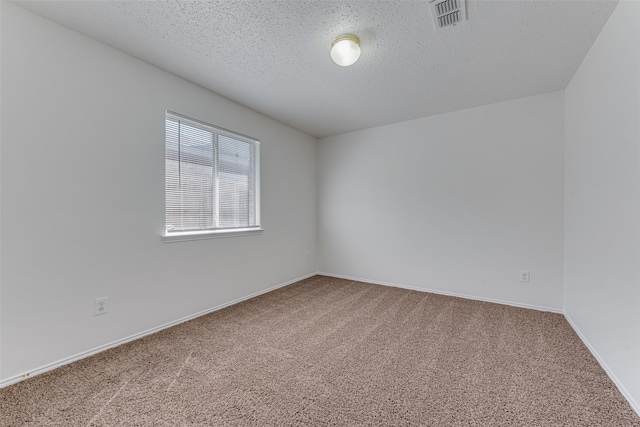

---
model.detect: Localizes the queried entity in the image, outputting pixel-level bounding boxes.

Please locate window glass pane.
[165,118,214,232]
[218,135,253,228]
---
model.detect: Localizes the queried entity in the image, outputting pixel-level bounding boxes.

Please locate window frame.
[162,111,262,243]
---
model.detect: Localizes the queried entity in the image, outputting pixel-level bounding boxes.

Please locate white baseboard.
[564,313,640,417]
[318,272,563,313]
[0,272,319,389]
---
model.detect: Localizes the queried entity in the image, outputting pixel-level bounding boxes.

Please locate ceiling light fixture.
[330,34,361,66]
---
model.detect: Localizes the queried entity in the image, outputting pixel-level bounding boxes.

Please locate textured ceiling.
[15,0,618,138]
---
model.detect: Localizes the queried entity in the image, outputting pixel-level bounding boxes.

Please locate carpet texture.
[1,275,639,426]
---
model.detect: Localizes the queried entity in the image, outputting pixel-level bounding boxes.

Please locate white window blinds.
[165,112,260,234]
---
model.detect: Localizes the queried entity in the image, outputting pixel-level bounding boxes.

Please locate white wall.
[0,2,317,382]
[318,92,565,310]
[564,0,640,413]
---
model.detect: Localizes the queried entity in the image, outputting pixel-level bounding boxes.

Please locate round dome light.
[330,34,361,67]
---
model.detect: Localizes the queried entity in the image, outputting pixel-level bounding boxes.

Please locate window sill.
[162,228,263,243]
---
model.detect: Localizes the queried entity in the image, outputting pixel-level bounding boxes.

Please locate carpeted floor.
[1,275,639,426]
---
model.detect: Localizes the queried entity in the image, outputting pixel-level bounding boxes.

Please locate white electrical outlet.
[519,271,531,283]
[94,297,108,315]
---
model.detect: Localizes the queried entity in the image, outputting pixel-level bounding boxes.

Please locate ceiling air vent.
[430,0,467,30]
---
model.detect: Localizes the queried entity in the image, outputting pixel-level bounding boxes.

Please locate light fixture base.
[331,34,360,48]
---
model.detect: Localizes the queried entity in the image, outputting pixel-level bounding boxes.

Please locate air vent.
[430,0,467,30]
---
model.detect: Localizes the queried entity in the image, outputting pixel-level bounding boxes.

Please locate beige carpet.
[1,275,639,426]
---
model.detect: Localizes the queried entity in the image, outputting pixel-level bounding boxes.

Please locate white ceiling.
[15,0,618,138]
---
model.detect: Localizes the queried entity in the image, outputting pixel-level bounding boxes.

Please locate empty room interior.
[1,0,639,425]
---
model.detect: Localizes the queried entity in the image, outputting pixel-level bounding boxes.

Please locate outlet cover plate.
[94,297,108,316]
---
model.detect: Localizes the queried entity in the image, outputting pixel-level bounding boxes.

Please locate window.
[163,112,261,242]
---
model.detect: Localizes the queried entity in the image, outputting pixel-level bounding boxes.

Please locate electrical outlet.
[94,297,108,316]
[519,271,531,283]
